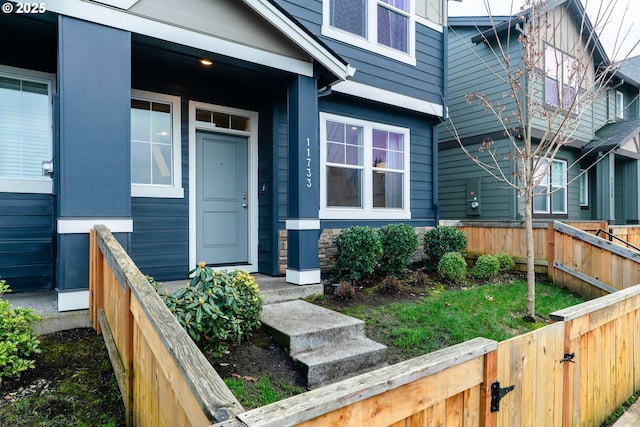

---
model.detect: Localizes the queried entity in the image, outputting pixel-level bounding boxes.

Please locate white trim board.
[188,101,259,273]
[57,289,89,311]
[57,218,133,234]
[331,80,444,117]
[286,219,321,230]
[286,269,321,285]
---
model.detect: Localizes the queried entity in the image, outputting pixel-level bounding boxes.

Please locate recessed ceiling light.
[200,58,213,66]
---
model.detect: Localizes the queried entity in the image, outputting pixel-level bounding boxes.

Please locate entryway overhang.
[45,0,353,86]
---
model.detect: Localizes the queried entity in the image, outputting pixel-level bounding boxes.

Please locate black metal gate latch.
[560,353,575,363]
[490,381,515,412]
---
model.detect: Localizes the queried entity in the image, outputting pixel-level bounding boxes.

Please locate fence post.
[547,221,555,282]
[480,349,498,427]
[89,229,103,335]
[124,285,134,427]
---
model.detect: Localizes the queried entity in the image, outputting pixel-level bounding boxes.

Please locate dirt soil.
[0,327,125,426]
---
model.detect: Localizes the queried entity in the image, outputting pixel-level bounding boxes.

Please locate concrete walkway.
[4,274,323,335]
[613,400,640,427]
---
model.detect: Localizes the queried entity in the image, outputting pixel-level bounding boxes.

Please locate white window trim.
[0,65,55,194]
[321,0,417,66]
[616,90,624,119]
[131,89,184,198]
[543,44,577,110]
[533,157,567,215]
[320,112,411,220]
[579,169,588,207]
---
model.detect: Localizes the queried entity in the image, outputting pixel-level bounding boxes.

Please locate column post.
[286,75,320,285]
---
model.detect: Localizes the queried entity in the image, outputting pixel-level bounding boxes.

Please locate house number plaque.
[305,137,312,188]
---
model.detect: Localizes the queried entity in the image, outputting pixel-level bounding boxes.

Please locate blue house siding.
[274,0,444,106]
[0,193,54,292]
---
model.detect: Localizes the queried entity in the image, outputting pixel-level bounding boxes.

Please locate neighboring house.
[0,0,446,309]
[439,0,640,224]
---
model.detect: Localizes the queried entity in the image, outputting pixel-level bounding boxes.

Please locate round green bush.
[469,254,501,279]
[377,223,419,278]
[424,226,467,266]
[437,252,467,283]
[495,252,516,272]
[160,265,263,358]
[0,280,40,381]
[332,226,383,282]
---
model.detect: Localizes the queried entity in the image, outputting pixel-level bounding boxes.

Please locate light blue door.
[196,132,248,264]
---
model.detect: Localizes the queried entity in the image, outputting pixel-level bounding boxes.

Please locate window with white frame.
[0,66,54,194]
[320,113,410,219]
[579,169,588,207]
[323,0,415,64]
[130,90,183,198]
[533,157,567,214]
[615,90,624,119]
[544,45,577,110]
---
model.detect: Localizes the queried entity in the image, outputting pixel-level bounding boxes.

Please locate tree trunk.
[525,192,536,319]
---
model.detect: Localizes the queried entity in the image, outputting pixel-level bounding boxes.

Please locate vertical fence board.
[445,392,463,427]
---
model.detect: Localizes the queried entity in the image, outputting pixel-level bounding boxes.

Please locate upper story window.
[0,66,54,194]
[533,157,567,215]
[323,0,416,64]
[131,89,183,198]
[615,90,624,119]
[544,45,577,110]
[320,112,410,219]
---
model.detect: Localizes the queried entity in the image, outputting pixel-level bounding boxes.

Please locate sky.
[448,0,640,61]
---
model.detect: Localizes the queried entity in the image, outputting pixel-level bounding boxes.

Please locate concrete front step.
[260,299,387,388]
[261,300,366,355]
[296,338,387,387]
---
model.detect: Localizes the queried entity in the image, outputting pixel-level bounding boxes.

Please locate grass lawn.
[330,279,584,364]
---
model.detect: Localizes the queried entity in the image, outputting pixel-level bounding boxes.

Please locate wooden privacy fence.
[91,224,640,426]
[89,225,244,426]
[550,221,640,299]
[608,225,640,250]
[441,220,607,273]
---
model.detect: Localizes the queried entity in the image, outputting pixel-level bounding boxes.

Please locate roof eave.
[242,0,354,83]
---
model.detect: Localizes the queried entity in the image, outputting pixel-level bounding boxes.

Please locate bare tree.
[443,0,639,318]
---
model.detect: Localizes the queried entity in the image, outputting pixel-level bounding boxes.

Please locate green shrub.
[469,254,501,279]
[160,264,263,358]
[423,226,467,266]
[0,279,40,381]
[437,252,467,283]
[332,226,383,282]
[495,252,516,272]
[377,223,420,278]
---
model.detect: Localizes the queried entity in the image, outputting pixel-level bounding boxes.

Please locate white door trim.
[188,101,259,272]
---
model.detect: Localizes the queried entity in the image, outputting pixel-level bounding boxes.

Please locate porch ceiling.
[132,34,333,88]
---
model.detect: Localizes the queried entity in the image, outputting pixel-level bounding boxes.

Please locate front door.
[196,131,248,264]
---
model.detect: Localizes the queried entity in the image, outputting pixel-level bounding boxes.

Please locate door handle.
[242,203,248,208]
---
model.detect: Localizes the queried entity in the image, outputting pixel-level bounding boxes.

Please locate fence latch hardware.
[490,381,515,412]
[560,353,575,364]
